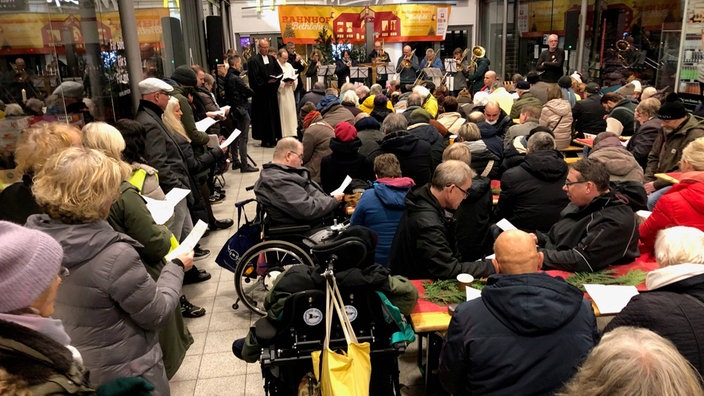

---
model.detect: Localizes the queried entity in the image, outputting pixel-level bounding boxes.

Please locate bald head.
[493,230,543,274]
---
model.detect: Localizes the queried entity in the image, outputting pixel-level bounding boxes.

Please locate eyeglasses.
[564,179,588,187]
[59,266,69,279]
[288,151,304,160]
[448,184,469,198]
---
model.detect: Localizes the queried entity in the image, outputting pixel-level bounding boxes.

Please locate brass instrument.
[467,46,485,73]
[401,49,416,68]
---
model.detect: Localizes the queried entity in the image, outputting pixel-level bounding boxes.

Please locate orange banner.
[0,9,170,52]
[279,5,451,44]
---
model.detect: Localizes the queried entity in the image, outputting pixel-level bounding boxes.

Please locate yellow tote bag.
[312,277,371,396]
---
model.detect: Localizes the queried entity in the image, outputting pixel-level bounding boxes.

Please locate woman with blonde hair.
[539,83,573,149]
[163,96,231,232]
[0,121,81,224]
[26,147,194,394]
[82,121,198,374]
[639,137,704,253]
[559,327,704,396]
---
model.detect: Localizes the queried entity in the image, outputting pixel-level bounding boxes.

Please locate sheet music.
[195,117,218,132]
[141,187,190,225]
[220,129,242,149]
[331,175,352,196]
[166,220,208,261]
[584,284,639,315]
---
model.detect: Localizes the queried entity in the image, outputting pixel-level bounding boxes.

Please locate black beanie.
[171,65,197,87]
[658,93,688,120]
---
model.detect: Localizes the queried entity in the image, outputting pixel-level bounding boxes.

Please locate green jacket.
[107,180,193,379]
[645,114,704,189]
[510,92,543,119]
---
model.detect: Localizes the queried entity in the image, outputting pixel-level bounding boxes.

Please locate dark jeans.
[234,111,251,167]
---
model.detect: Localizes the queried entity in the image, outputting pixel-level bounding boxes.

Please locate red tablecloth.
[412,256,658,310]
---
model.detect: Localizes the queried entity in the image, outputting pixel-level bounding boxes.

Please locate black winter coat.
[627,117,661,170]
[320,137,375,194]
[439,273,598,396]
[572,93,607,136]
[496,150,568,233]
[388,184,496,279]
[407,122,444,170]
[355,116,384,157]
[604,272,704,375]
[370,131,433,186]
[537,191,640,272]
[455,176,494,261]
[224,67,254,113]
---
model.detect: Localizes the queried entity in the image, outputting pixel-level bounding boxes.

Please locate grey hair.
[407,93,422,107]
[431,160,475,190]
[341,90,360,107]
[655,226,704,267]
[381,113,408,135]
[370,84,383,96]
[527,132,556,152]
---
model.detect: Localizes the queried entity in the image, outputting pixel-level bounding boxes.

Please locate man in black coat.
[535,158,639,272]
[496,132,568,233]
[388,160,496,279]
[369,113,433,186]
[224,54,258,173]
[247,39,283,147]
[536,34,565,83]
[439,229,599,395]
[572,82,607,137]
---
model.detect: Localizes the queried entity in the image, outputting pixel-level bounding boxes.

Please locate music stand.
[423,68,444,88]
[377,64,396,77]
[350,66,369,80]
[317,65,335,86]
[444,59,458,73]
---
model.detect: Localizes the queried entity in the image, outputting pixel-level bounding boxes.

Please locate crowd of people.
[3,35,704,394]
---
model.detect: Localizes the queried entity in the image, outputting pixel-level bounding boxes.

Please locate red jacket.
[640,171,704,252]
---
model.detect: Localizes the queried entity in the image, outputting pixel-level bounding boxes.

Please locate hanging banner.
[279,5,452,44]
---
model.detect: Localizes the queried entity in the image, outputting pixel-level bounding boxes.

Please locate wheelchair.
[219,195,349,316]
[256,235,405,395]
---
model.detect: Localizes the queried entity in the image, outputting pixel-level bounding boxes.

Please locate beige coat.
[540,99,573,149]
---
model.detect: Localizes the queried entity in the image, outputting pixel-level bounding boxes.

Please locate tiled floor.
[168,137,432,395]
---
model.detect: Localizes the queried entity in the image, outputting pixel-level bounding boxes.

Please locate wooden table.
[408,256,660,394]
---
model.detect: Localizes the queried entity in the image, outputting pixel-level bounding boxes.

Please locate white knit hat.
[0,221,63,313]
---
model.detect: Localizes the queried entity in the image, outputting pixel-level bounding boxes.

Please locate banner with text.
[279,5,451,44]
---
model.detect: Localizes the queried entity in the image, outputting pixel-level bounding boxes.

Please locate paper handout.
[496,218,517,231]
[465,286,482,301]
[166,220,208,261]
[141,187,190,225]
[636,210,652,219]
[195,116,219,132]
[219,129,242,149]
[330,175,352,196]
[584,284,639,315]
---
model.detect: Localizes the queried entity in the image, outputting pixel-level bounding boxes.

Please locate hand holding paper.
[330,175,352,196]
[219,129,242,149]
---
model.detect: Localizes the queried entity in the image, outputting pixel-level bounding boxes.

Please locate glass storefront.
[0,0,185,125]
[478,0,684,90]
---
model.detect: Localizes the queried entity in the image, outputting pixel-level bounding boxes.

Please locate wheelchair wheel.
[234,240,314,315]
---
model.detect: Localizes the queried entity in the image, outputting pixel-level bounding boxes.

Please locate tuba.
[467,46,485,73]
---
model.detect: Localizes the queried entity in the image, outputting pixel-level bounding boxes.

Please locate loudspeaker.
[161,17,187,77]
[564,11,579,50]
[206,16,225,69]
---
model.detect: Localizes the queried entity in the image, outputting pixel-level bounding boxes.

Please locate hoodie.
[351,177,415,266]
[355,116,384,157]
[373,131,433,186]
[440,272,598,396]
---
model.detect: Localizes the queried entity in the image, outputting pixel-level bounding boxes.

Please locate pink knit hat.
[0,221,63,313]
